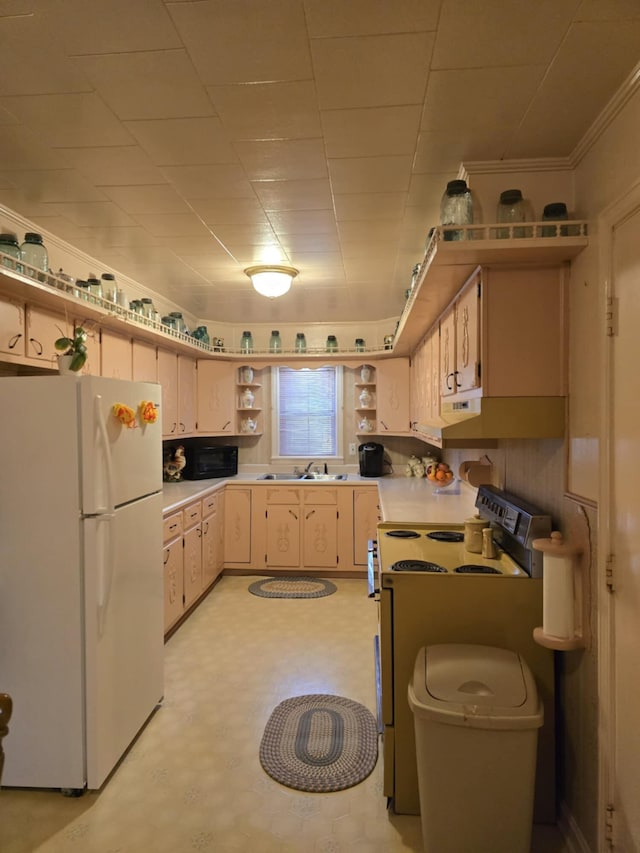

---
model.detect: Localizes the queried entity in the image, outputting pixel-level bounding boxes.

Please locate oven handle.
[367,539,379,598]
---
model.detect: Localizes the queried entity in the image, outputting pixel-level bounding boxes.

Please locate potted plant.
[54,326,88,373]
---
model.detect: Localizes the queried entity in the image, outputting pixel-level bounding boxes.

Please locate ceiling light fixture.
[244,264,299,298]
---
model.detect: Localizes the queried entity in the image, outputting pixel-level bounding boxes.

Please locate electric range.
[369,485,556,824]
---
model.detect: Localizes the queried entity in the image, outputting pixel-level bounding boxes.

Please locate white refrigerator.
[0,375,164,792]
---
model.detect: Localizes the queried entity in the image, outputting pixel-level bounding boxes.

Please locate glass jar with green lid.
[269,330,282,353]
[0,233,21,271]
[326,334,338,352]
[294,332,306,352]
[240,330,253,353]
[20,232,48,278]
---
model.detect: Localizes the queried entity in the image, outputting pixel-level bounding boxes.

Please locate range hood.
[414,397,566,447]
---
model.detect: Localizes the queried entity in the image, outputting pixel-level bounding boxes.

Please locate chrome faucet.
[304,460,328,474]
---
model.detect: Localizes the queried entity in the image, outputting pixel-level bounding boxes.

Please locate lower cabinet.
[223,486,252,567]
[162,488,224,635]
[246,483,379,575]
[352,486,380,566]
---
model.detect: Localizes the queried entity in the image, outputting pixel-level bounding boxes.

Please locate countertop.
[162,471,478,523]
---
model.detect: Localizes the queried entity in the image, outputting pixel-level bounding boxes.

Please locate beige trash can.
[408,644,543,853]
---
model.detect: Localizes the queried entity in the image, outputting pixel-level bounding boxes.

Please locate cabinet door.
[132,340,157,382]
[25,305,68,367]
[266,504,301,567]
[439,306,456,398]
[224,487,251,564]
[158,348,179,437]
[101,329,132,379]
[0,296,25,357]
[183,523,203,608]
[202,509,222,587]
[353,488,379,566]
[376,357,410,433]
[197,360,236,434]
[454,278,480,394]
[163,537,183,632]
[178,356,196,436]
[302,504,337,568]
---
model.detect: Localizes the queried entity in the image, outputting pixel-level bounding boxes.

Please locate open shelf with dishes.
[236,365,263,435]
[354,363,377,435]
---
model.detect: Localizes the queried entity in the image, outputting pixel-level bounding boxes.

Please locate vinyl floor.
[0,576,567,852]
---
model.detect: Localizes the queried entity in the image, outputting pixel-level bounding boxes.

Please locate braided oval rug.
[248,577,337,599]
[259,694,378,792]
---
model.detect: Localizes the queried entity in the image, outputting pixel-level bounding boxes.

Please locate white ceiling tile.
[130,213,213,237]
[0,14,92,96]
[421,67,545,133]
[75,50,214,121]
[0,93,134,147]
[279,233,342,253]
[333,193,408,222]
[189,198,271,226]
[103,184,191,215]
[311,33,434,110]
[161,165,255,200]
[413,130,506,173]
[432,0,580,68]
[252,179,334,211]
[44,0,181,55]
[206,81,322,140]
[267,210,338,235]
[124,117,238,166]
[328,156,413,194]
[0,125,72,170]
[0,169,108,203]
[45,202,138,228]
[234,139,328,181]
[304,0,441,37]
[167,0,312,84]
[58,146,166,186]
[322,106,422,158]
[508,20,640,157]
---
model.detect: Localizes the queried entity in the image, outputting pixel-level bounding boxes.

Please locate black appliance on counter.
[175,438,238,480]
[358,442,385,477]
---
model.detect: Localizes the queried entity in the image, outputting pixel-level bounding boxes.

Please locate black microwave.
[182,441,238,480]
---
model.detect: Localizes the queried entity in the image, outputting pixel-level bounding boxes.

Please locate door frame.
[597,178,640,851]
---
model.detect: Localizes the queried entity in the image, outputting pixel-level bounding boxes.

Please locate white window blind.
[275,367,340,457]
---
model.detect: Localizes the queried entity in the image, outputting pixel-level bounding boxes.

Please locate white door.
[607,202,640,850]
[78,376,163,512]
[83,491,164,789]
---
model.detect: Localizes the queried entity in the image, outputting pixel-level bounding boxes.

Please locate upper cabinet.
[411,263,568,444]
[196,359,236,435]
[376,358,411,434]
[394,224,586,357]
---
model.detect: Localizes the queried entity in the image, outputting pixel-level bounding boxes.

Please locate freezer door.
[83,491,164,789]
[78,376,162,513]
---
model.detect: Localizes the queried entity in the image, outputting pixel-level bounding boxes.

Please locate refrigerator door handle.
[96,513,115,636]
[94,394,115,515]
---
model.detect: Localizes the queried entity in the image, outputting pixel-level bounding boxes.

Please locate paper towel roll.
[542,552,575,639]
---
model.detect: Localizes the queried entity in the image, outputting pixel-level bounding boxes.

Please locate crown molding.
[463,157,573,175]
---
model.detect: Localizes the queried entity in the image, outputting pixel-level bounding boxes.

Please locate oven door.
[367,539,379,598]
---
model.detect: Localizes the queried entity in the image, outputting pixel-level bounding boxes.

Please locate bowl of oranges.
[426,462,459,493]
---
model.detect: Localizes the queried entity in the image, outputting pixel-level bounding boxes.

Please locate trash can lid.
[408,644,543,730]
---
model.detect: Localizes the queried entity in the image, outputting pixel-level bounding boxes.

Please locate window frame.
[270,365,344,463]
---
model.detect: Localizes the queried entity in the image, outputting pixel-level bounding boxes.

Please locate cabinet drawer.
[266,487,300,504]
[183,501,202,527]
[302,487,338,505]
[202,491,218,517]
[163,511,183,542]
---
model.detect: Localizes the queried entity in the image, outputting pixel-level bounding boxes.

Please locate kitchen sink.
[257,473,303,480]
[256,472,348,481]
[300,473,348,480]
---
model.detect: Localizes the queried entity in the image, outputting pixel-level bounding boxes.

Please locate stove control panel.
[475,485,552,577]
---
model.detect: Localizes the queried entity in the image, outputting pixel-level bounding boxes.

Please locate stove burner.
[385,530,421,539]
[391,560,447,573]
[454,564,502,574]
[426,530,464,543]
